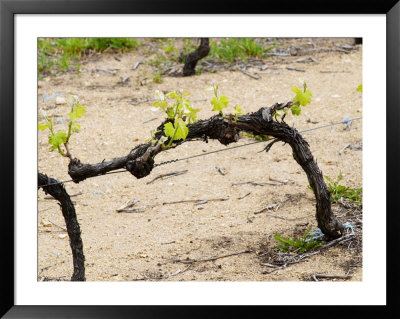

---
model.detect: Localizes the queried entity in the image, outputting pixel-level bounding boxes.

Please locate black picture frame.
[1,0,399,317]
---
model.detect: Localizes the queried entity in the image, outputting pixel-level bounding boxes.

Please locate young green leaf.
[71,122,81,133]
[292,86,312,106]
[153,100,168,110]
[163,118,189,144]
[38,123,48,131]
[166,107,175,119]
[173,118,189,140]
[185,105,200,123]
[165,91,179,99]
[68,104,86,120]
[211,95,229,113]
[290,104,301,116]
[153,90,168,110]
[163,122,175,138]
[48,130,67,150]
[356,84,363,92]
[233,104,243,115]
[232,104,243,121]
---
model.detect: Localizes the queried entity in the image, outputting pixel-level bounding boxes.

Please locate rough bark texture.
[183,38,210,76]
[67,103,343,239]
[38,173,85,281]
[234,108,344,238]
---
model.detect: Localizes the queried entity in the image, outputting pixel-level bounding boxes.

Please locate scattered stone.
[55,96,66,105]
[93,190,104,195]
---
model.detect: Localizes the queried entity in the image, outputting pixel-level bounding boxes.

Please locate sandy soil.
[37,38,363,282]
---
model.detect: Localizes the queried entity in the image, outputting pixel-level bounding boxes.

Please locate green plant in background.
[86,38,140,52]
[195,67,204,75]
[149,54,167,68]
[38,95,86,160]
[182,38,198,57]
[38,38,141,76]
[324,172,362,203]
[274,229,325,254]
[58,54,70,71]
[356,84,363,92]
[152,90,199,149]
[162,39,178,54]
[152,72,163,84]
[208,38,275,62]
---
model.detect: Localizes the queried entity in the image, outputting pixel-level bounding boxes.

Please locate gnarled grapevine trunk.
[38,173,85,281]
[235,108,344,238]
[68,103,344,239]
[183,38,210,76]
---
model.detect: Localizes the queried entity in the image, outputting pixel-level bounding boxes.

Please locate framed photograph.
[1,0,398,317]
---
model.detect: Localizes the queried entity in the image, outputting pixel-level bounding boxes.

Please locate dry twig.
[116,199,140,212]
[48,220,67,232]
[119,205,156,213]
[215,166,226,175]
[254,203,281,214]
[162,197,228,206]
[146,170,188,184]
[287,66,305,72]
[232,180,283,186]
[132,61,142,70]
[236,67,260,79]
[313,273,353,280]
[238,192,251,200]
[174,249,252,264]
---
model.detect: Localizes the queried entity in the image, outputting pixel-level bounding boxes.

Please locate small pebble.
[55,96,66,105]
[55,117,64,124]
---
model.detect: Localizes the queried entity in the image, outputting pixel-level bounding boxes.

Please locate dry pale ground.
[38,38,362,282]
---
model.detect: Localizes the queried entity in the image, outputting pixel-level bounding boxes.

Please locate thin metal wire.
[39,117,362,187]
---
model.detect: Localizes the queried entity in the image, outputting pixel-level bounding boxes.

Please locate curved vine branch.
[68,102,343,239]
[38,173,85,281]
[182,38,210,76]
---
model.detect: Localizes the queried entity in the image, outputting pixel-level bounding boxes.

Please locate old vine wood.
[182,38,210,76]
[38,173,85,281]
[68,101,344,239]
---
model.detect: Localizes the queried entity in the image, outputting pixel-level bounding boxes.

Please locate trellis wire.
[39,117,362,187]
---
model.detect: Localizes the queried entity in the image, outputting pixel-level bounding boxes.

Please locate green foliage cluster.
[151,82,309,149]
[356,84,363,92]
[208,38,275,62]
[145,38,277,80]
[152,90,199,148]
[38,95,86,158]
[38,38,279,81]
[38,38,140,76]
[274,229,324,254]
[152,72,163,84]
[325,172,363,203]
[273,79,313,118]
[161,38,197,60]
[148,38,199,80]
[208,84,243,120]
